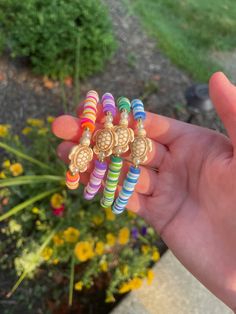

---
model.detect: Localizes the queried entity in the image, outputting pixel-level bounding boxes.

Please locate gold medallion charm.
[93,112,118,159]
[113,110,134,155]
[130,119,152,166]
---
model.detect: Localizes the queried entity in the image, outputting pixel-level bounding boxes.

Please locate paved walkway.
[111,251,232,314]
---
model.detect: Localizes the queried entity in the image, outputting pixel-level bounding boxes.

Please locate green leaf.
[0,142,53,172]
[69,255,75,306]
[0,187,61,222]
[0,175,65,187]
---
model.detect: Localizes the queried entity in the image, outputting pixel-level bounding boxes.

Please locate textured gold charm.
[130,118,152,166]
[68,144,93,174]
[131,136,152,165]
[93,112,118,159]
[93,128,118,158]
[113,125,134,155]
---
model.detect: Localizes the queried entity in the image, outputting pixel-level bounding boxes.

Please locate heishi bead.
[112,166,140,214]
[101,156,123,208]
[101,93,116,117]
[81,90,99,130]
[131,99,146,120]
[117,97,131,113]
[66,171,80,190]
[84,160,107,200]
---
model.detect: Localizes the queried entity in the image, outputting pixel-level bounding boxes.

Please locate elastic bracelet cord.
[112,99,152,214]
[84,93,117,200]
[101,97,134,208]
[66,90,99,190]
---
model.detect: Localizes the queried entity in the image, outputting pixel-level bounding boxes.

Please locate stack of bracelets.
[66,91,152,215]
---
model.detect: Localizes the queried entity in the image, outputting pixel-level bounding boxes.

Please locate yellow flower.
[92,215,103,225]
[95,241,104,255]
[22,127,32,135]
[27,118,44,127]
[0,124,10,137]
[63,227,80,243]
[152,249,160,262]
[106,233,116,246]
[141,245,150,255]
[53,258,59,265]
[104,207,115,221]
[100,260,108,272]
[118,227,130,245]
[147,269,155,285]
[32,207,40,214]
[74,241,94,262]
[105,294,115,303]
[53,234,64,246]
[118,282,131,294]
[129,277,142,290]
[50,193,64,208]
[41,247,53,261]
[9,163,23,176]
[0,171,6,179]
[2,160,11,169]
[38,127,48,135]
[74,281,83,291]
[47,116,55,123]
[120,265,129,276]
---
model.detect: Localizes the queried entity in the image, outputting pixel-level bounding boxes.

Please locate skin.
[52,72,236,310]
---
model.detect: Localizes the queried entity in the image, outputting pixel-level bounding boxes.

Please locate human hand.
[52,72,236,310]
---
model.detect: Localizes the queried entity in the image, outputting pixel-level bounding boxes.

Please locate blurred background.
[0,0,235,313]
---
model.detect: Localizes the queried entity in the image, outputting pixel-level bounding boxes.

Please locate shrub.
[0,0,116,79]
[0,118,161,309]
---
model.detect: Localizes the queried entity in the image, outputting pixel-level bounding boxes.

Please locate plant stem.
[0,175,65,187]
[69,255,75,306]
[0,187,61,222]
[74,34,80,110]
[0,142,52,172]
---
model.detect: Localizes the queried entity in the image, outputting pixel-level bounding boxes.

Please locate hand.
[52,72,236,310]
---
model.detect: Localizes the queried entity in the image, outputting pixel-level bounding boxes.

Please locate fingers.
[209,72,236,147]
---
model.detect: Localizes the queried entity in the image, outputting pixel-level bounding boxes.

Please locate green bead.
[117,97,131,113]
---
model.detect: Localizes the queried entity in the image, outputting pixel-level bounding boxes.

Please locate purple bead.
[96,159,107,170]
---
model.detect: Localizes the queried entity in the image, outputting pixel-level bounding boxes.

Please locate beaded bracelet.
[101,97,134,208]
[66,90,99,190]
[84,93,117,199]
[112,99,152,214]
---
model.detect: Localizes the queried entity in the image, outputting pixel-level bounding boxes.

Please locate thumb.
[209,72,236,147]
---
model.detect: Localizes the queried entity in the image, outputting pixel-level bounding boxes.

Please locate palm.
[52,72,236,309]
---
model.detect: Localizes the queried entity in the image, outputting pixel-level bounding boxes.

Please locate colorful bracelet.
[66,90,99,190]
[84,93,117,200]
[101,97,134,208]
[112,99,152,214]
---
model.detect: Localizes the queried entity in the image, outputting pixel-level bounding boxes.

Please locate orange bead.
[66,171,80,183]
[81,121,95,133]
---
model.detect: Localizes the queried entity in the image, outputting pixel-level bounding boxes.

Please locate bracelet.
[84,93,117,200]
[66,90,99,190]
[112,99,152,214]
[101,97,134,208]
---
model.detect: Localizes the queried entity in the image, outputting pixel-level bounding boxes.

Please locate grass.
[127,0,236,81]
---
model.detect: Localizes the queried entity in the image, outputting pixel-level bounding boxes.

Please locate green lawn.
[127,0,236,81]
